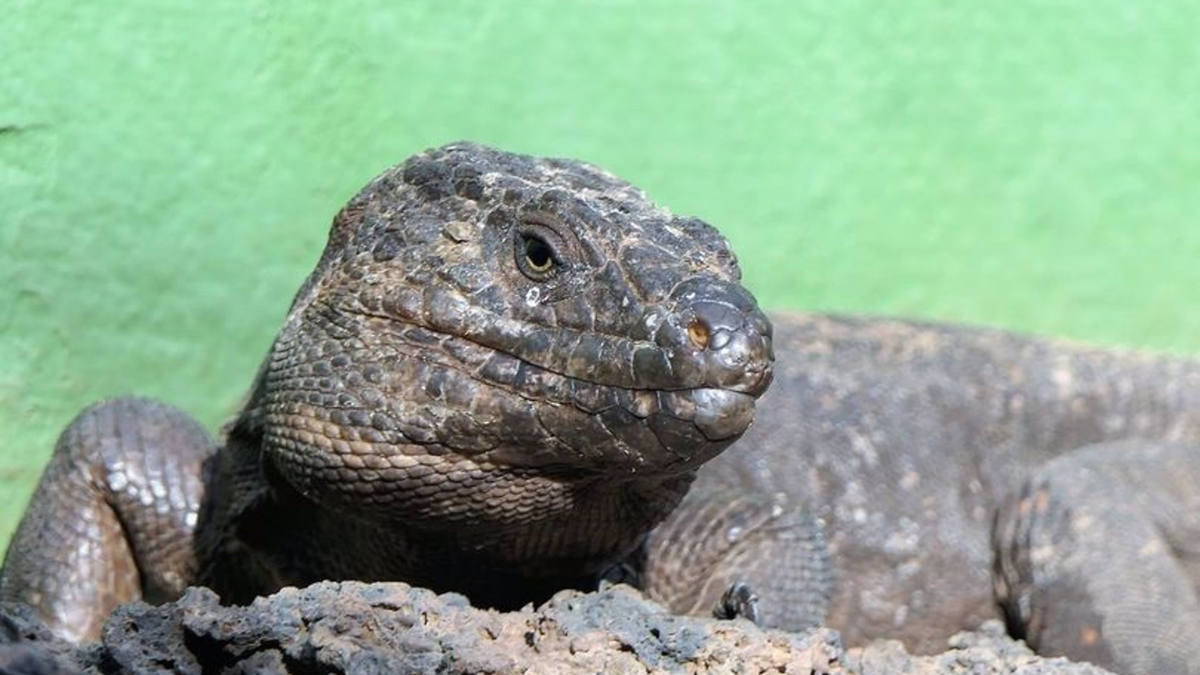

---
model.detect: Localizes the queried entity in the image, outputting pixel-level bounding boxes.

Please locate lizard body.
[656,313,1200,674]
[4,144,1200,675]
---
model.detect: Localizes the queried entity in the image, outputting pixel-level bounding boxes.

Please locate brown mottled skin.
[672,315,1200,674]
[3,144,1200,675]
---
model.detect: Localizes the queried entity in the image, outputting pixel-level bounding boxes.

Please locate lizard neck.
[395,471,696,609]
[206,414,695,609]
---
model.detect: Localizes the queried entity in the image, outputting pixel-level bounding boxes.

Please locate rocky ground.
[0,581,1112,675]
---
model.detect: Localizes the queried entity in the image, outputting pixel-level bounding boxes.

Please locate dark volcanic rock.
[0,603,93,674]
[0,582,1113,675]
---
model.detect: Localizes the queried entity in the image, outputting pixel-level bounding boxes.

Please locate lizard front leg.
[639,487,834,630]
[994,440,1200,675]
[0,397,215,642]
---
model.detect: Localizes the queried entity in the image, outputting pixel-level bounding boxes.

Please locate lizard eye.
[516,232,558,280]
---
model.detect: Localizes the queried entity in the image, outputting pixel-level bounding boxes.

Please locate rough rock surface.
[0,582,1112,675]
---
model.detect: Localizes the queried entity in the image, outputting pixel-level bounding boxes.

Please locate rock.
[0,583,1113,675]
[844,622,1114,675]
[0,603,94,674]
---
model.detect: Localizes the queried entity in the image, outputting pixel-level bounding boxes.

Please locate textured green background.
[2,1,1199,544]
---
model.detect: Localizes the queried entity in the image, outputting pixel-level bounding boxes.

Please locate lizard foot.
[713,582,760,624]
[994,441,1200,675]
[641,488,832,630]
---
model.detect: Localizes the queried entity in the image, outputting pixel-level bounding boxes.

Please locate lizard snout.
[630,278,775,463]
[650,278,775,399]
[681,299,774,397]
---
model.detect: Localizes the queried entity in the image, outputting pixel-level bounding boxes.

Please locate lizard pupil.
[523,235,555,274]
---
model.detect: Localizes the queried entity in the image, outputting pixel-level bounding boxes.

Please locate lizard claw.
[713,582,760,624]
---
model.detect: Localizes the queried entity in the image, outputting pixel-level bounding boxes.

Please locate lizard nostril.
[687,319,711,350]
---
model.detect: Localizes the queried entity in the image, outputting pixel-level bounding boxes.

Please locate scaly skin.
[5,144,1200,675]
[676,314,1200,674]
[0,143,779,642]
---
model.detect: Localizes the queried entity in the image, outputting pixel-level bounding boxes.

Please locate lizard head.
[255,142,773,543]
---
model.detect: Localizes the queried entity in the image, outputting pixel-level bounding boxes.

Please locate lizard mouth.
[639,386,760,471]
[657,388,758,442]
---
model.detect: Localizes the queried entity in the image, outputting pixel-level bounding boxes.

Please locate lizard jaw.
[661,388,759,443]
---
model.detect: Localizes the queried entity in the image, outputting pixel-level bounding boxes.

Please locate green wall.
[2,1,1199,542]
